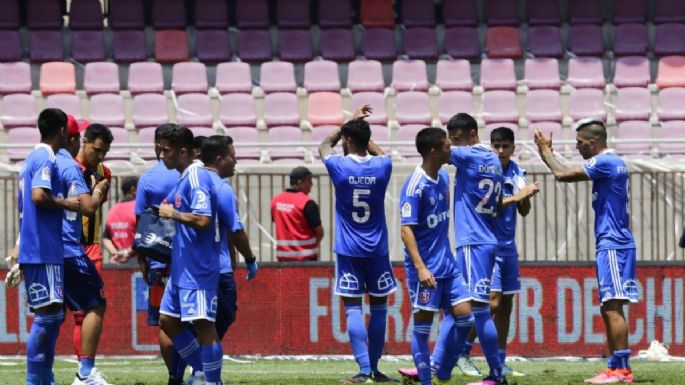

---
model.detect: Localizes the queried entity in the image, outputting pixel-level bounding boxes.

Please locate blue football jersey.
[400,167,454,280]
[166,164,221,289]
[208,171,244,274]
[450,144,503,247]
[323,154,392,258]
[56,149,90,258]
[495,160,526,256]
[581,150,636,250]
[18,144,64,264]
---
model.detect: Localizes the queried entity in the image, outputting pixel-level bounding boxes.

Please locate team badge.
[175,194,182,208]
[420,291,430,304]
[41,167,51,181]
[401,202,412,218]
[429,196,435,206]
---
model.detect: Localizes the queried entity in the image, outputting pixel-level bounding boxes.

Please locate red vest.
[271,191,318,261]
[104,200,137,257]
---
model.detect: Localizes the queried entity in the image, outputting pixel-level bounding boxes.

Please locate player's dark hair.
[194,135,207,150]
[200,135,229,165]
[341,119,371,148]
[84,123,114,145]
[490,126,515,143]
[154,123,178,141]
[576,120,607,145]
[416,127,446,157]
[121,176,139,195]
[37,108,67,140]
[159,125,194,152]
[224,135,233,146]
[446,112,478,135]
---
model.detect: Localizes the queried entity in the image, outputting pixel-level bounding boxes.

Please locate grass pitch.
[0,357,684,384]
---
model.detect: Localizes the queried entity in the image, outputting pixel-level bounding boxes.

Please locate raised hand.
[533,128,553,153]
[352,104,373,120]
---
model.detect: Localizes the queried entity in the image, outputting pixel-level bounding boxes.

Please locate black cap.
[289,166,313,184]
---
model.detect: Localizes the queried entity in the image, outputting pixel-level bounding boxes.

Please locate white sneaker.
[71,367,114,385]
[192,371,206,385]
[456,355,483,377]
[501,363,525,377]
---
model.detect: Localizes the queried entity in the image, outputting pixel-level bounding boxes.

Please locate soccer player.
[400,127,474,385]
[534,118,637,384]
[319,105,398,383]
[157,126,223,385]
[58,116,113,384]
[17,108,79,385]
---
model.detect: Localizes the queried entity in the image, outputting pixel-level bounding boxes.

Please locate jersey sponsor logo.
[143,233,172,249]
[401,202,412,218]
[377,272,394,291]
[41,167,51,181]
[427,210,449,229]
[419,291,430,304]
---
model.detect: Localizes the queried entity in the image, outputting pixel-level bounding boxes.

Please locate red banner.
[0,264,683,357]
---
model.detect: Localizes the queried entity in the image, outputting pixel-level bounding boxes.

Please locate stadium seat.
[614,87,651,122]
[318,0,353,28]
[30,31,64,62]
[27,0,62,30]
[658,120,685,154]
[152,0,186,29]
[69,0,104,30]
[188,127,215,137]
[527,121,563,152]
[396,124,424,158]
[567,24,604,56]
[613,56,650,88]
[307,92,343,127]
[40,62,76,95]
[278,29,314,62]
[107,127,131,160]
[194,0,229,29]
[526,90,562,123]
[195,30,232,63]
[109,0,144,30]
[401,0,436,27]
[481,90,518,123]
[480,59,517,91]
[568,88,607,121]
[46,94,82,118]
[613,0,647,24]
[175,93,213,127]
[0,62,32,95]
[136,127,157,159]
[403,28,439,60]
[435,59,473,91]
[614,120,651,155]
[304,61,340,92]
[395,92,431,125]
[319,29,355,61]
[613,24,648,57]
[215,62,253,94]
[527,26,563,58]
[1,94,38,128]
[485,0,520,26]
[71,30,106,63]
[263,92,300,127]
[128,62,164,95]
[370,124,391,152]
[361,28,397,61]
[391,60,429,92]
[523,58,560,90]
[347,60,385,93]
[438,91,474,124]
[486,26,522,58]
[235,0,269,29]
[350,92,388,124]
[112,30,147,63]
[237,30,272,62]
[133,93,169,128]
[260,62,297,94]
[219,94,257,127]
[276,0,309,29]
[658,88,685,121]
[484,123,520,144]
[568,0,603,25]
[7,127,40,161]
[0,0,20,29]
[223,127,260,160]
[267,126,305,160]
[656,56,685,89]
[155,30,189,63]
[172,62,208,95]
[654,0,685,24]
[89,93,126,127]
[567,57,606,89]
[654,24,685,56]
[526,0,560,26]
[360,0,395,29]
[0,31,23,62]
[83,63,119,96]
[443,0,478,27]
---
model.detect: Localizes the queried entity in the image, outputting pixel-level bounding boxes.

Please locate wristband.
[93,188,103,196]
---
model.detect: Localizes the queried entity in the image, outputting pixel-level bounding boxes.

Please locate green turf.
[0,357,684,384]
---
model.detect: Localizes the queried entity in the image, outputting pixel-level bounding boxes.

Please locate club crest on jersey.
[585,157,597,168]
[420,291,430,304]
[429,196,436,206]
[175,193,182,208]
[401,202,412,218]
[41,167,51,181]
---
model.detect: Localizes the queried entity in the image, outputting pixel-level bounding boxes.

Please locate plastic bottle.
[66,182,77,220]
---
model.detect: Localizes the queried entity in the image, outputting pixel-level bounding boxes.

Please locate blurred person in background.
[103,176,139,266]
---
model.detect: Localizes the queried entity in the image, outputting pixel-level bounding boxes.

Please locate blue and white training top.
[324,154,392,258]
[494,160,526,256]
[581,149,636,250]
[208,170,243,275]
[56,149,90,258]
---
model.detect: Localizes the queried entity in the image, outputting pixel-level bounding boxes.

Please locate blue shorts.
[160,283,218,322]
[334,254,397,297]
[491,254,521,295]
[21,263,64,310]
[456,244,497,303]
[64,255,106,312]
[596,248,638,304]
[407,273,471,313]
[215,272,237,340]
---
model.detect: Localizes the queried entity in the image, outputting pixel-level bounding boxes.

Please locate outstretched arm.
[318,104,374,159]
[533,128,589,183]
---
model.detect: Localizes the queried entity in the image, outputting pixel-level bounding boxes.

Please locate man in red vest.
[102,176,138,265]
[271,166,324,261]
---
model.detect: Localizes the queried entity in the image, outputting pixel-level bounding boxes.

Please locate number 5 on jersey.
[352,188,371,223]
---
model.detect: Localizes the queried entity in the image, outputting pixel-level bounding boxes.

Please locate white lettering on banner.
[0,285,17,343]
[309,278,329,343]
[583,278,604,344]
[557,278,582,344]
[519,278,543,343]
[676,279,683,344]
[647,278,672,344]
[331,289,347,342]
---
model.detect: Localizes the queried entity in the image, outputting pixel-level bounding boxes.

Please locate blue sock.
[462,340,474,356]
[436,314,474,381]
[608,355,617,369]
[344,303,371,375]
[171,329,203,372]
[411,321,432,385]
[368,303,387,372]
[26,313,51,385]
[78,357,95,377]
[200,342,223,383]
[44,309,64,384]
[474,306,502,379]
[430,314,454,372]
[498,349,507,366]
[613,349,631,369]
[172,351,188,379]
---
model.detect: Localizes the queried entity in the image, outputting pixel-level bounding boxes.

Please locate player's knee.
[158,315,178,336]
